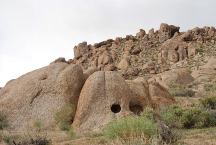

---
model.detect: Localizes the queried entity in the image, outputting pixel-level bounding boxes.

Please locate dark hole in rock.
[111,104,121,113]
[129,102,143,115]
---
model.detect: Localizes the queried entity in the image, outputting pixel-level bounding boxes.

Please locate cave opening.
[111,104,121,113]
[129,101,143,115]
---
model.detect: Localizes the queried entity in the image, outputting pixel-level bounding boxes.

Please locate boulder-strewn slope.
[70,23,216,80]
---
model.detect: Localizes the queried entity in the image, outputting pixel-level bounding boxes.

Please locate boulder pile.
[1,23,216,133]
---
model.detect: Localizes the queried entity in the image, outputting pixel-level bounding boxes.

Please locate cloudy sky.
[0,0,216,86]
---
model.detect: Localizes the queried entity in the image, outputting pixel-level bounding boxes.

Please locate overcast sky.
[0,0,216,86]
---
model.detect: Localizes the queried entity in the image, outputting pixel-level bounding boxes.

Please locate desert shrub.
[2,135,13,145]
[200,96,216,109]
[13,136,50,145]
[2,134,20,145]
[0,111,8,130]
[58,122,71,131]
[204,84,216,92]
[169,84,195,97]
[160,105,184,128]
[180,108,201,128]
[103,116,157,139]
[199,110,216,127]
[160,105,216,129]
[55,103,75,131]
[158,122,180,144]
[140,107,155,120]
[3,133,51,145]
[109,134,157,145]
[67,128,76,139]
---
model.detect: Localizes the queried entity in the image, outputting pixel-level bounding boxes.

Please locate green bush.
[160,105,216,129]
[180,108,201,128]
[55,103,75,131]
[200,96,216,109]
[0,111,8,130]
[180,108,216,128]
[160,105,184,128]
[140,107,155,120]
[204,84,216,92]
[103,116,157,139]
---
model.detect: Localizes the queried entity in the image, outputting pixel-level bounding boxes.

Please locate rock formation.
[1,23,216,134]
[72,71,152,133]
[0,63,85,130]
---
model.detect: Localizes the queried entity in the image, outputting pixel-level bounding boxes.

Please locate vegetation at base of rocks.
[103,108,180,144]
[67,128,76,139]
[160,105,216,129]
[2,134,19,145]
[0,111,8,130]
[2,132,51,145]
[200,96,216,109]
[169,84,195,98]
[54,103,75,131]
[204,83,216,92]
[103,115,157,139]
[160,105,184,128]
[54,103,76,139]
[108,134,157,145]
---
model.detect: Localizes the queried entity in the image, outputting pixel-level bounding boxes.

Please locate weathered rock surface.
[0,63,85,130]
[57,64,85,103]
[74,42,89,59]
[149,81,175,107]
[73,71,152,133]
[159,23,180,43]
[126,77,153,109]
[151,68,194,87]
[72,23,216,80]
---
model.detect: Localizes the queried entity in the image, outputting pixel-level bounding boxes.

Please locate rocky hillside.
[1,23,216,145]
[69,23,216,80]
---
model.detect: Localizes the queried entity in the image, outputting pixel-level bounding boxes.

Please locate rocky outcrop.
[51,57,67,64]
[151,68,194,87]
[117,57,130,70]
[159,23,180,43]
[2,23,216,135]
[0,63,85,130]
[72,71,152,133]
[136,29,146,38]
[71,23,216,79]
[74,42,89,59]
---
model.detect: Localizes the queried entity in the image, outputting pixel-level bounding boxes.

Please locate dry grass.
[179,127,216,145]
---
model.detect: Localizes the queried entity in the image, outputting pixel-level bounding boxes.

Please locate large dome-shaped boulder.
[73,71,151,133]
[0,63,85,130]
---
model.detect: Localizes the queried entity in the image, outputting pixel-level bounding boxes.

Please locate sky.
[0,0,216,86]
